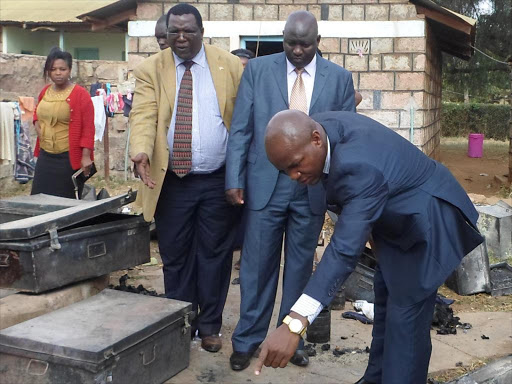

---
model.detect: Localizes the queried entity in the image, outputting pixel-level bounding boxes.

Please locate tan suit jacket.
[130,44,244,221]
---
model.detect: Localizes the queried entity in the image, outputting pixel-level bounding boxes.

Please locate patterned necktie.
[172,60,194,177]
[289,68,308,114]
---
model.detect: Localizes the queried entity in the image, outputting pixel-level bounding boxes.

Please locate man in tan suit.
[130,3,243,353]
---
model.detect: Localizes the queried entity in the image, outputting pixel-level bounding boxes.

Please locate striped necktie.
[172,60,194,177]
[289,68,308,114]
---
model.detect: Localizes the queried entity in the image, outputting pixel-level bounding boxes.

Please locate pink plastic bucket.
[468,133,484,158]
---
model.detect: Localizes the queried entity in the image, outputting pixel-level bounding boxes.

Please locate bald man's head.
[265,110,327,185]
[283,11,320,69]
[155,15,169,50]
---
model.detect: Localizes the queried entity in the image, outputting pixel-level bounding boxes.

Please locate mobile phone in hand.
[72,163,97,199]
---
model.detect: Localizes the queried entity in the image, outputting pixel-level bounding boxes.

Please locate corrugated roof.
[0,0,119,24]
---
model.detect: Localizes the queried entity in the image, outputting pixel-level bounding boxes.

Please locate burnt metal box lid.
[0,191,136,241]
[0,289,192,369]
[0,194,86,211]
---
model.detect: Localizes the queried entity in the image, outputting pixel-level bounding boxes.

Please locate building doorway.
[241,36,283,58]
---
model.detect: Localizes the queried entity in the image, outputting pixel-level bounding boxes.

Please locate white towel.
[0,102,16,165]
[92,96,106,141]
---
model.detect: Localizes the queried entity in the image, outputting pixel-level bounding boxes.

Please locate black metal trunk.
[0,290,193,384]
[0,192,150,293]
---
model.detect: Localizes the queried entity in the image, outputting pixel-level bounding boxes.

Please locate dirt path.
[439,137,509,197]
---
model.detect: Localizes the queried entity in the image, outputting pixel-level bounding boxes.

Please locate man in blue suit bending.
[256,110,484,384]
[225,11,355,371]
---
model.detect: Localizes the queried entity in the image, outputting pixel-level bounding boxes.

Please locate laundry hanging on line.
[15,97,36,182]
[0,102,16,165]
[0,100,35,183]
[106,92,125,114]
[92,95,107,142]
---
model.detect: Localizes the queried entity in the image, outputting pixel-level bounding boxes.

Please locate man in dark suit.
[225,11,355,371]
[256,110,483,384]
[154,14,169,51]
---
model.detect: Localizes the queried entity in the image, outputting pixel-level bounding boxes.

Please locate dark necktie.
[172,60,194,177]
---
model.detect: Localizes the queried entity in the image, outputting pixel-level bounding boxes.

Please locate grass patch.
[429,358,489,383]
[498,184,511,199]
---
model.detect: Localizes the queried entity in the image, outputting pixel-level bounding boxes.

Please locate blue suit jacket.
[226,52,355,214]
[304,112,484,306]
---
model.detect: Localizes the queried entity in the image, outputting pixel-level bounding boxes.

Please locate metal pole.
[508,58,512,184]
[104,117,110,180]
[124,123,131,181]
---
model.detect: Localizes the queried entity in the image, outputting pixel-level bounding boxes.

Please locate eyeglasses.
[166,31,199,39]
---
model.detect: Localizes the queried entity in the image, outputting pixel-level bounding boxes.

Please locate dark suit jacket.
[226,52,355,214]
[304,112,484,306]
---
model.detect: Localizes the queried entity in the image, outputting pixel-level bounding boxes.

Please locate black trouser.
[154,168,238,336]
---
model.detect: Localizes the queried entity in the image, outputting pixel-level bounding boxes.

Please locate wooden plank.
[87,9,136,31]
[415,5,473,35]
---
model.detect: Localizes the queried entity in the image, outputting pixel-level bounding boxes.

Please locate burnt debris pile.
[109,274,165,297]
[432,296,471,335]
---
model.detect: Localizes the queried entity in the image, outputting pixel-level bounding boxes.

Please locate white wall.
[3,26,58,55]
[128,20,426,51]
[4,27,125,61]
[65,32,126,61]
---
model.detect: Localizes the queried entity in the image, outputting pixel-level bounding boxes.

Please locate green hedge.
[442,102,510,141]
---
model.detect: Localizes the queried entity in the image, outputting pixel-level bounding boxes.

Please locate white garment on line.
[0,102,16,165]
[92,95,106,141]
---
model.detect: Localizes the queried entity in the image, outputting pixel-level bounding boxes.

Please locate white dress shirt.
[167,45,228,173]
[286,55,317,114]
[291,136,330,324]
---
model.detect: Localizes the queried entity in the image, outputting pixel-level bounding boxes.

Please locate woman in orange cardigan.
[31,47,95,199]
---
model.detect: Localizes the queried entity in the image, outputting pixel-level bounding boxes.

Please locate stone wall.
[0,53,129,100]
[0,53,132,187]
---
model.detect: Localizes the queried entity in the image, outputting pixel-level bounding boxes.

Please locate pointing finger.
[254,343,268,375]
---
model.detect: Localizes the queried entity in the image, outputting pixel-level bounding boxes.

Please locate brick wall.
[129,0,415,62]
[354,34,429,151]
[422,22,442,160]
[129,0,441,157]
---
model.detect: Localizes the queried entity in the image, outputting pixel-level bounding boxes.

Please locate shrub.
[442,102,510,141]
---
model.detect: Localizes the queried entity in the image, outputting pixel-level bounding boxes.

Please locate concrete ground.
[117,245,512,384]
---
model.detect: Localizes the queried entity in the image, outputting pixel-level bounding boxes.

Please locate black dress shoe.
[354,378,375,384]
[290,350,309,367]
[230,351,253,371]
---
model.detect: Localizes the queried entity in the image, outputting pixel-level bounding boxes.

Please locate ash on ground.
[305,343,370,358]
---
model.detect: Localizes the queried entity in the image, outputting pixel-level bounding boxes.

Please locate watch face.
[289,318,303,333]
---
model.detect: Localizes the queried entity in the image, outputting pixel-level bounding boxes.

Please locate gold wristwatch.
[283,315,307,337]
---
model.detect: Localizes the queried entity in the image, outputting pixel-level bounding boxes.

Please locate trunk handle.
[48,228,61,251]
[140,345,157,366]
[182,313,191,335]
[26,359,49,376]
[0,251,11,267]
